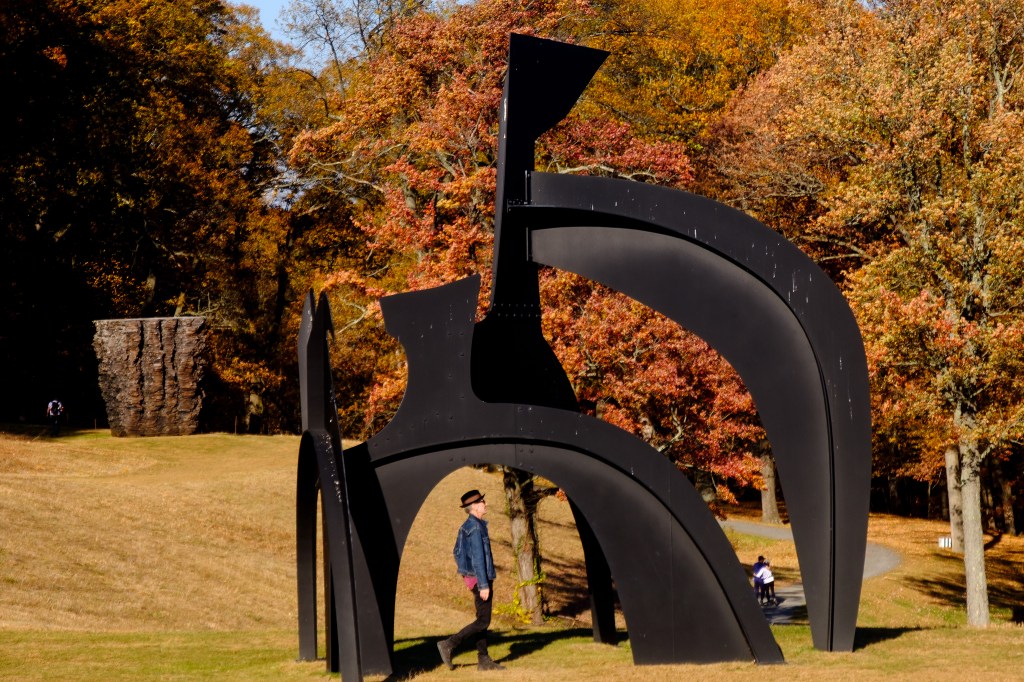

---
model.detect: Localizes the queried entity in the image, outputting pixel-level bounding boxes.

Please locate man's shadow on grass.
[901,546,1024,618]
[853,626,923,650]
[384,628,604,680]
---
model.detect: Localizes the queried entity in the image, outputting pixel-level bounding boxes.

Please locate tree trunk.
[981,471,998,533]
[944,445,965,553]
[959,442,990,627]
[759,446,782,524]
[502,467,545,624]
[695,469,718,504]
[940,480,949,521]
[996,462,1017,535]
[887,477,902,515]
[927,480,941,520]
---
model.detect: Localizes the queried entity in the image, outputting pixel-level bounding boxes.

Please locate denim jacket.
[453,514,495,591]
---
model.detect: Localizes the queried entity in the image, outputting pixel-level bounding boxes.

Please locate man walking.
[437,489,505,671]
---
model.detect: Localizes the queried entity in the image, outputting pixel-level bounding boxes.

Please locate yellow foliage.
[579,0,814,149]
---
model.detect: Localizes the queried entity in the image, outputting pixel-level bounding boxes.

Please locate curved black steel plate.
[361,433,783,665]
[359,276,782,665]
[521,171,871,651]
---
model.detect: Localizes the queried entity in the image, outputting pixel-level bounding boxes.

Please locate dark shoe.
[478,654,505,671]
[437,639,454,670]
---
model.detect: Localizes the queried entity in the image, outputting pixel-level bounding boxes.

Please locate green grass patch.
[0,630,326,681]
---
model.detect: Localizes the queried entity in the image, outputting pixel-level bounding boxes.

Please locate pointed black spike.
[502,34,609,153]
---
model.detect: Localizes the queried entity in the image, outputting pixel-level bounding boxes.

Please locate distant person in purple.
[437,489,505,671]
[752,555,766,604]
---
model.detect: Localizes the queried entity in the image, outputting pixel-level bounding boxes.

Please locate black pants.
[449,584,493,656]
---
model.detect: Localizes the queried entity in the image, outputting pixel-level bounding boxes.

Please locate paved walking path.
[720,519,902,625]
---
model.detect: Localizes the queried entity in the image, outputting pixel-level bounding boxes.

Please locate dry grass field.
[1,428,1023,680]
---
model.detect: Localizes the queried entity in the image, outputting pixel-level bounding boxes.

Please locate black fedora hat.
[460,489,485,507]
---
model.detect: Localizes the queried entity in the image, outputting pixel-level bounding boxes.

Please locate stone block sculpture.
[297,34,871,680]
[93,317,207,436]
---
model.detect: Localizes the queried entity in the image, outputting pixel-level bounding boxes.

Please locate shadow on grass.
[535,555,608,620]
[386,624,919,676]
[902,548,1024,616]
[386,628,604,680]
[0,424,100,440]
[853,626,923,650]
[488,537,610,622]
[0,423,52,439]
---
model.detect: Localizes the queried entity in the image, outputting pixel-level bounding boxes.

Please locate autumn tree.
[542,277,765,509]
[206,3,376,432]
[282,0,428,82]
[0,0,337,430]
[718,0,1024,626]
[579,0,811,144]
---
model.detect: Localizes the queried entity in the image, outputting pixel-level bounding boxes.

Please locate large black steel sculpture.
[297,34,871,680]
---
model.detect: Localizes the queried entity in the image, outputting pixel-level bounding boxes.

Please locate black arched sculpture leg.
[296,292,396,678]
[358,276,782,665]
[523,172,871,651]
[362,438,783,665]
[569,502,617,643]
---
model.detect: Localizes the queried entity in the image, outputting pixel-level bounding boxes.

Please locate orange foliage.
[579,0,815,152]
[543,274,764,488]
